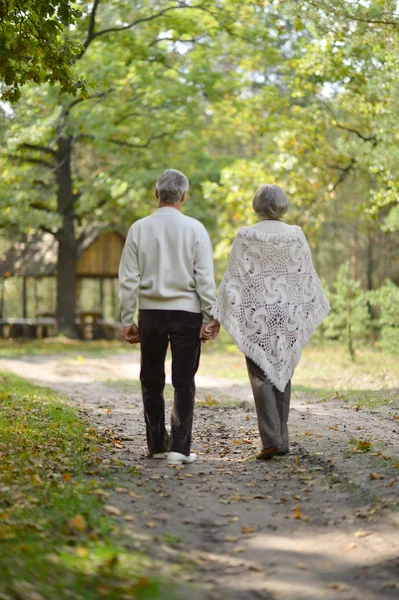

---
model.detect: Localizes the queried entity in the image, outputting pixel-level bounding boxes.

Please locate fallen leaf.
[355,531,371,538]
[104,505,121,516]
[345,542,357,552]
[369,472,384,480]
[296,562,308,570]
[224,536,239,542]
[327,582,351,591]
[293,507,303,520]
[241,526,255,534]
[62,472,72,482]
[68,514,87,532]
[145,521,156,528]
[357,440,371,452]
[124,515,135,521]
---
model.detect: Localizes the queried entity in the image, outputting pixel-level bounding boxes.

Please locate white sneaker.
[150,452,167,459]
[167,452,197,464]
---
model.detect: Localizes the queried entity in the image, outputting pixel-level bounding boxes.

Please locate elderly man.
[119,169,219,464]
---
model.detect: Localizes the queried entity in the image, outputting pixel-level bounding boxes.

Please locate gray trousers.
[245,357,291,453]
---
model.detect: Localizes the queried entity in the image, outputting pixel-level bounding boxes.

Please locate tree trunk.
[55,134,79,338]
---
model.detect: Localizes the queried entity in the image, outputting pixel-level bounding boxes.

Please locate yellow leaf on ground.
[327,582,351,591]
[293,507,303,519]
[357,440,371,451]
[104,505,121,516]
[233,440,240,445]
[68,514,87,532]
[241,526,255,534]
[345,542,357,552]
[145,521,156,528]
[355,531,371,538]
[62,472,72,482]
[369,472,384,480]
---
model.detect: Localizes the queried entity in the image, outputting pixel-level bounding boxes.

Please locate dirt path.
[1,353,398,600]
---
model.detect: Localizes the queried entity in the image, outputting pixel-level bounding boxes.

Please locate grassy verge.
[0,338,129,358]
[0,372,181,600]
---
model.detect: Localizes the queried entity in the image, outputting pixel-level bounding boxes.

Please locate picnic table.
[0,317,56,339]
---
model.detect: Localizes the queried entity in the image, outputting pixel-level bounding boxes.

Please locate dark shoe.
[256,446,278,460]
[276,449,289,456]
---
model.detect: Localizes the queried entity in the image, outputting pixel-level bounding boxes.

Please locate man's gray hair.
[252,184,288,220]
[156,169,189,205]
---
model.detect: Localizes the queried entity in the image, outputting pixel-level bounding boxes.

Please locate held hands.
[123,324,140,344]
[200,319,220,343]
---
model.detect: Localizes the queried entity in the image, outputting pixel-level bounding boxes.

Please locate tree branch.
[148,35,204,47]
[331,158,356,192]
[105,132,168,149]
[20,143,56,157]
[336,124,377,143]
[7,154,53,169]
[38,225,60,239]
[64,89,114,114]
[303,0,399,28]
[80,2,212,52]
[77,0,102,60]
[29,202,55,213]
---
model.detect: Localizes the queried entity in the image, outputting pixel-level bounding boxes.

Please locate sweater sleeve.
[193,228,216,323]
[118,226,141,326]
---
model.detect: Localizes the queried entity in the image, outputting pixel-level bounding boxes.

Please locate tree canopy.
[1,0,398,337]
[0,0,87,102]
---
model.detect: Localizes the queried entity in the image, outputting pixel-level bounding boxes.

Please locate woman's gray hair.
[252,184,288,220]
[156,169,189,204]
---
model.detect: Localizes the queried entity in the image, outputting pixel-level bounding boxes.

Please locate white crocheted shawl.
[212,225,330,392]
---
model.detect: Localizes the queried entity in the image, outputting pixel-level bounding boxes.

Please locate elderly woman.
[207,184,330,460]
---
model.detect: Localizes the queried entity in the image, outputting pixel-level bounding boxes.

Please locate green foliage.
[0,0,86,102]
[368,280,399,354]
[0,371,179,599]
[322,263,371,359]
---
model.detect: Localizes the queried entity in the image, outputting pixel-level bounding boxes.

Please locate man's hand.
[123,324,140,344]
[200,319,220,342]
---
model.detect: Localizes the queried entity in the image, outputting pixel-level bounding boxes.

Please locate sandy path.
[1,353,398,600]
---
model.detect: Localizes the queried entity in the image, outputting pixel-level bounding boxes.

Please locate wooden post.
[111,277,116,320]
[22,277,27,318]
[34,278,39,317]
[99,278,104,318]
[0,280,4,318]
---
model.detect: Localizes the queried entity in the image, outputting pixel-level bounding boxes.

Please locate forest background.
[0,0,398,355]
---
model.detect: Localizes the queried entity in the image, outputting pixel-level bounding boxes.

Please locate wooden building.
[0,230,125,337]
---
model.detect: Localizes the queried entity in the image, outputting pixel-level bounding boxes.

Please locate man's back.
[119,206,215,326]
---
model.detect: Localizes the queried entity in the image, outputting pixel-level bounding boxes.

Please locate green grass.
[292,345,399,409]
[0,372,182,600]
[0,337,131,358]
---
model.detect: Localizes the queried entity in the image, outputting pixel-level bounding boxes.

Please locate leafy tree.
[0,0,277,336]
[368,280,399,354]
[323,264,371,360]
[0,0,86,102]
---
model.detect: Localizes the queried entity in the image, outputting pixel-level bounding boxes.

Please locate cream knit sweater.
[118,207,216,326]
